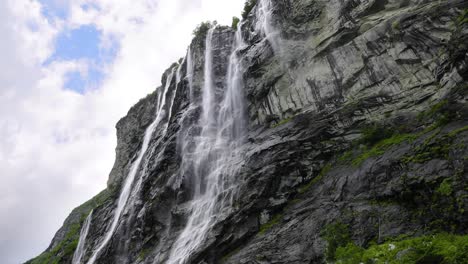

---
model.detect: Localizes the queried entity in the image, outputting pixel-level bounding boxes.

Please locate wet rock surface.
[28,0,467,263]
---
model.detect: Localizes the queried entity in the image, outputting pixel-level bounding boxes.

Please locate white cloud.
[0,0,245,263]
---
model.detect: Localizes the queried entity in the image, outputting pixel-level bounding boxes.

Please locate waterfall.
[86,70,175,264]
[72,210,93,264]
[186,47,195,102]
[167,23,246,264]
[256,0,281,54]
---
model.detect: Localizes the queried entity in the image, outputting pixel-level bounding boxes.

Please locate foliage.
[456,9,468,26]
[242,0,258,19]
[335,233,468,264]
[193,21,216,39]
[359,123,395,146]
[352,133,418,166]
[28,223,82,264]
[27,190,111,264]
[402,125,468,164]
[322,222,351,261]
[436,179,453,196]
[232,16,240,30]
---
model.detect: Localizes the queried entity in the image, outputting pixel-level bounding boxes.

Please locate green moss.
[271,117,292,128]
[322,222,352,261]
[137,247,152,261]
[27,190,111,264]
[258,214,282,235]
[456,9,468,26]
[359,124,395,146]
[335,233,468,264]
[448,125,468,137]
[298,164,331,194]
[241,0,258,19]
[402,125,468,164]
[437,179,453,196]
[352,133,417,166]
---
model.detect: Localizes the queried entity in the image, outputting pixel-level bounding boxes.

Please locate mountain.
[27,0,468,263]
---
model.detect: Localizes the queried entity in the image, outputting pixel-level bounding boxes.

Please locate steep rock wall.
[28,0,468,263]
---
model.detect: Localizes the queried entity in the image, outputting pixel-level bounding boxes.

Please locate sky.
[0,0,245,263]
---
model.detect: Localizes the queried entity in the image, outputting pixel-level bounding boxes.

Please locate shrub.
[335,233,468,264]
[193,21,216,39]
[232,16,240,30]
[322,222,351,261]
[242,0,258,19]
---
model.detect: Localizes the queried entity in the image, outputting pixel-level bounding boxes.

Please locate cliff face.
[28,0,468,263]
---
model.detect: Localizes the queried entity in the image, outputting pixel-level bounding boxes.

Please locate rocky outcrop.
[27,0,468,263]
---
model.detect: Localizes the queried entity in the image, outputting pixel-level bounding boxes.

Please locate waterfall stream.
[167,22,246,264]
[72,210,93,264]
[256,0,281,54]
[86,70,175,264]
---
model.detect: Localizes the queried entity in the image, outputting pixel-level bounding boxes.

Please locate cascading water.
[167,23,247,264]
[186,46,195,102]
[256,0,281,54]
[86,70,175,264]
[72,210,93,264]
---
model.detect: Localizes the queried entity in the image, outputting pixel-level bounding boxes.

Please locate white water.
[87,70,175,264]
[186,46,195,102]
[167,23,247,264]
[256,0,281,54]
[72,210,93,264]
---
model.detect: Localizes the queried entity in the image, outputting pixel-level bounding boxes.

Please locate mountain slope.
[28,0,468,263]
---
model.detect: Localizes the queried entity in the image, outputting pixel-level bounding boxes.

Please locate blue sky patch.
[49,25,101,62]
[43,24,119,94]
[64,67,103,94]
[39,0,68,20]
[38,1,119,94]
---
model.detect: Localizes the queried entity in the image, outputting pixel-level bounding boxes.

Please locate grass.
[335,233,468,264]
[26,189,111,264]
[322,222,351,262]
[28,223,82,264]
[352,133,418,166]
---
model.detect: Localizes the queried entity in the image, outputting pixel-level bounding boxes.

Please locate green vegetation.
[456,9,468,26]
[322,222,352,262]
[436,179,453,196]
[401,125,468,164]
[335,233,468,264]
[359,124,395,146]
[242,0,258,19]
[259,214,282,235]
[352,133,418,166]
[339,97,465,167]
[298,163,331,194]
[28,223,82,264]
[27,190,111,264]
[138,247,152,261]
[193,21,216,39]
[232,16,240,30]
[271,117,292,128]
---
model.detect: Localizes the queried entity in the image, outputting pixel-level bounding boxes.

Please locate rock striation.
[27,0,467,263]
